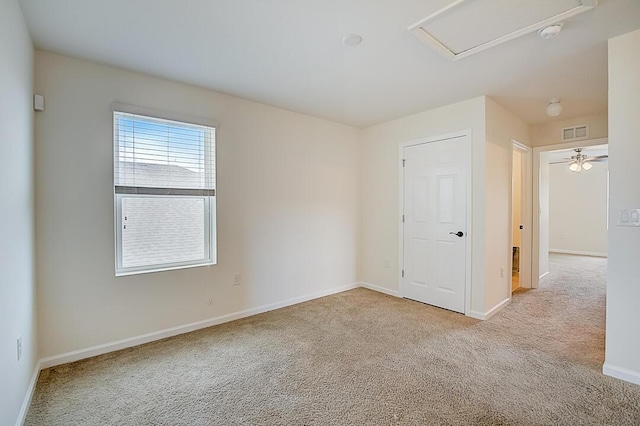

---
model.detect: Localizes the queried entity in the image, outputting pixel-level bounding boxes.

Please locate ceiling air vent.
[408,0,598,61]
[562,125,589,141]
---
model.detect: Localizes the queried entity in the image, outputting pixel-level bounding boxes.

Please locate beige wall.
[360,97,487,314]
[549,162,608,256]
[359,96,530,318]
[605,29,640,384]
[530,113,607,147]
[34,51,361,359]
[0,0,37,423]
[31,59,540,367]
[484,97,531,311]
[538,153,550,278]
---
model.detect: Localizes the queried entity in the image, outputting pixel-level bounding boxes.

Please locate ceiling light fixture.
[546,98,563,117]
[342,34,362,47]
[538,23,563,40]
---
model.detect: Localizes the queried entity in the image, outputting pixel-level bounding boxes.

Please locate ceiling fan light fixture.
[546,98,563,117]
[554,148,605,172]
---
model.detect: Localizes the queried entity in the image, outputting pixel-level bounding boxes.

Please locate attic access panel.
[408,0,597,61]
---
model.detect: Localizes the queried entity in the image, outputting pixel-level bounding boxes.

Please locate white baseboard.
[39,282,359,369]
[466,297,510,321]
[15,361,41,426]
[549,249,607,258]
[359,282,400,297]
[466,311,485,320]
[603,363,640,386]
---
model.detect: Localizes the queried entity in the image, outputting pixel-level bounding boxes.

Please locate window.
[113,106,216,276]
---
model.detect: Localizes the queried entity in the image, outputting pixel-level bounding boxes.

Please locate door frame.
[511,140,533,291]
[398,130,473,314]
[531,137,608,289]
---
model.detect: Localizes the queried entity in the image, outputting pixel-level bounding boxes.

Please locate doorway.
[511,141,532,293]
[532,138,608,288]
[512,148,523,291]
[400,132,470,313]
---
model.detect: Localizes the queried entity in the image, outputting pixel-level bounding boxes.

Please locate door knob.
[449,231,464,237]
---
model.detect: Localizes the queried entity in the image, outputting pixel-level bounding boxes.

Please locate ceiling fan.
[550,148,608,172]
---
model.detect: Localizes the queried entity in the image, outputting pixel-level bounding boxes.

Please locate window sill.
[115,260,216,277]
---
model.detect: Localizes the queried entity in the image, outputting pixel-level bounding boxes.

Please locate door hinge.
[402,269,404,278]
[402,214,405,223]
[402,159,405,167]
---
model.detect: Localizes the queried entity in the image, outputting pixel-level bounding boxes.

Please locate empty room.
[2,0,640,424]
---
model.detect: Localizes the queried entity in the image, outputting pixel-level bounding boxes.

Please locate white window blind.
[114,112,215,194]
[113,109,216,276]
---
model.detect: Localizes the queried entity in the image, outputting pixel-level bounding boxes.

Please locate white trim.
[111,102,218,128]
[464,132,473,315]
[39,283,359,369]
[511,140,533,290]
[15,361,41,426]
[549,249,607,258]
[534,137,608,151]
[539,271,550,280]
[112,110,217,277]
[466,311,484,320]
[398,130,473,314]
[359,282,401,298]
[603,363,640,386]
[466,297,510,320]
[407,0,597,61]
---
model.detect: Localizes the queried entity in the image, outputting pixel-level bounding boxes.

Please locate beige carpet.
[26,254,640,425]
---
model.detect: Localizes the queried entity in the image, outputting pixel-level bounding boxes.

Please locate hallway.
[507,253,607,370]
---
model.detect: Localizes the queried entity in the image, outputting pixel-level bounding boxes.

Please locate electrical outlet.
[234,273,241,286]
[17,336,22,362]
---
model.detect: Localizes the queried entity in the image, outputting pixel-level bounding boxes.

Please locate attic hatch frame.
[408,0,598,61]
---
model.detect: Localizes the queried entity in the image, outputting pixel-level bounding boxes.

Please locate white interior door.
[402,136,468,313]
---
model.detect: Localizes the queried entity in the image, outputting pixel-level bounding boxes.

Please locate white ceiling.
[18,0,640,128]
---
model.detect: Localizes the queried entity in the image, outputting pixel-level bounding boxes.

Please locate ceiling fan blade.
[585,155,608,162]
[549,156,576,164]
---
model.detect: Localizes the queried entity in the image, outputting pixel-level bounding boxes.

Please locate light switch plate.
[618,209,640,227]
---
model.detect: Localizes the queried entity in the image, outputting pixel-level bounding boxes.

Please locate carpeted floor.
[25,254,640,425]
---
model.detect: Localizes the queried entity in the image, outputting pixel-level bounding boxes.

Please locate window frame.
[112,103,218,277]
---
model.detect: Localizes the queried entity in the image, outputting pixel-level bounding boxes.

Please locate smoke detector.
[342,34,362,47]
[539,23,563,39]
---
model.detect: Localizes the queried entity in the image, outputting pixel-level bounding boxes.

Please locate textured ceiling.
[18,0,640,128]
